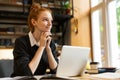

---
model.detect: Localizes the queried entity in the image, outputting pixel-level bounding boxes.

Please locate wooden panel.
[70,0,92,58]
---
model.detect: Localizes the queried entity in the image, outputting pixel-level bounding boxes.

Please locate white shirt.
[28,31,40,47]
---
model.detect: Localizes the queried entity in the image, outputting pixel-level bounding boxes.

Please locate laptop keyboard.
[40,76,74,80]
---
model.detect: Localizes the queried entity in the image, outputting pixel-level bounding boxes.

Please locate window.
[91,0,103,7]
[108,1,119,67]
[91,0,120,68]
[91,9,103,67]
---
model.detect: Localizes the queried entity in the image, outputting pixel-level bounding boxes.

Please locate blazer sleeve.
[12,37,33,76]
[49,41,59,74]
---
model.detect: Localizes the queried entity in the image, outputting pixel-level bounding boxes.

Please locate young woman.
[11,3,58,77]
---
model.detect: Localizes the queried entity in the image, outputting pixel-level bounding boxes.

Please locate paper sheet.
[89,72,120,79]
[0,77,13,80]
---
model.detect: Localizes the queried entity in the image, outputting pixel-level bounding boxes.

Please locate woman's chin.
[40,30,50,32]
[45,30,51,32]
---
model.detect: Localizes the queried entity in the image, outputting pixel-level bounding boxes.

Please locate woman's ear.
[31,19,36,26]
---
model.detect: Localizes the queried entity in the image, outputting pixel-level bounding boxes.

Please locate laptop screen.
[56,45,90,77]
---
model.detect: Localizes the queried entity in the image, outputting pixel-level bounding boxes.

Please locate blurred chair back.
[0,59,13,78]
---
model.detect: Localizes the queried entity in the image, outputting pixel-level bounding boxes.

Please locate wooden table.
[0,73,120,80]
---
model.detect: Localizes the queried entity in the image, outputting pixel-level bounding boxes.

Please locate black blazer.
[11,35,59,77]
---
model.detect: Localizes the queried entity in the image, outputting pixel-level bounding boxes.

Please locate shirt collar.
[28,31,40,47]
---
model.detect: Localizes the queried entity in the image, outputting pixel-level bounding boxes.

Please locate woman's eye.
[43,18,48,21]
[42,18,53,22]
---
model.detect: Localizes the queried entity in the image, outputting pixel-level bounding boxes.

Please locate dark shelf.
[0,0,73,47]
[53,14,73,21]
[41,6,65,10]
[0,32,27,36]
[0,2,30,7]
[0,46,13,49]
[0,22,27,25]
[0,10,72,22]
[0,10,28,19]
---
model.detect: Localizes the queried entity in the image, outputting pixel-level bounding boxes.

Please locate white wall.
[0,49,13,60]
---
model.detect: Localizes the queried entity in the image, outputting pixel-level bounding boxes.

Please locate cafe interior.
[0,0,120,79]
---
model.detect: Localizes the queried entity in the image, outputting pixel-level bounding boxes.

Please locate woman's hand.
[39,32,52,48]
[46,35,52,49]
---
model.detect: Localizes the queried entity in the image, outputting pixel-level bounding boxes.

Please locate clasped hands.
[39,32,52,48]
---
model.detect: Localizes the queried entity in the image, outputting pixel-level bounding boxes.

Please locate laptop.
[37,45,90,80]
[56,45,90,77]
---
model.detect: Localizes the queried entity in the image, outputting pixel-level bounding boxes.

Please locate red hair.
[28,3,52,32]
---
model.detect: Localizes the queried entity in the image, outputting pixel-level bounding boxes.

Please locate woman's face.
[33,11,53,32]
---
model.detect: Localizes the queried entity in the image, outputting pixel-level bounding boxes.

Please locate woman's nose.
[48,21,52,26]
